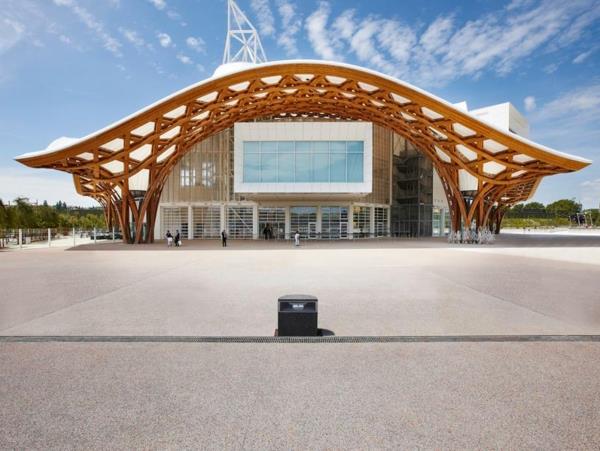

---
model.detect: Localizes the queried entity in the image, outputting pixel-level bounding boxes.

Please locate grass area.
[501,217,571,228]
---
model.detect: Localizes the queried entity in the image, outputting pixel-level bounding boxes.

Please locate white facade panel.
[469,102,529,138]
[234,122,373,194]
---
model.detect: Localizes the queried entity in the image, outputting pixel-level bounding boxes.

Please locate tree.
[0,199,7,228]
[546,199,581,218]
[14,198,36,228]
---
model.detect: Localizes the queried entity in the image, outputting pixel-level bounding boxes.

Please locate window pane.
[313,153,329,182]
[296,141,312,153]
[295,153,312,182]
[314,141,329,152]
[347,141,364,153]
[347,153,363,182]
[244,141,260,153]
[261,141,277,153]
[330,153,346,182]
[278,141,294,153]
[261,153,277,182]
[243,153,260,182]
[278,153,294,182]
[330,141,346,153]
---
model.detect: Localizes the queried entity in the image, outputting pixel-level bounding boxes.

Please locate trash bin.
[277,294,318,336]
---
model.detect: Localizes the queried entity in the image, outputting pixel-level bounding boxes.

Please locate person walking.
[294,230,300,247]
[165,230,173,247]
[174,230,181,247]
[221,229,228,247]
[263,223,269,240]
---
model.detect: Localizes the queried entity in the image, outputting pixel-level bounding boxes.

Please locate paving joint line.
[1,335,599,343]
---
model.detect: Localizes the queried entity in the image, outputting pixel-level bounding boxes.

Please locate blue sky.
[0,0,599,207]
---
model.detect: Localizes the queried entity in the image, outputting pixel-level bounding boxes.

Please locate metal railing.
[0,227,122,250]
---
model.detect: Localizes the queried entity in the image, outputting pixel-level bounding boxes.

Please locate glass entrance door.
[321,206,349,239]
[290,207,317,239]
[258,207,285,239]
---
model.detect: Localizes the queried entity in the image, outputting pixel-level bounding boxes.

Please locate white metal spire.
[222,0,267,64]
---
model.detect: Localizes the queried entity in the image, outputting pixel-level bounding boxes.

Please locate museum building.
[15,1,590,244]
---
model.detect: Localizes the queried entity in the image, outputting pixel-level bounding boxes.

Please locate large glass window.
[193,206,220,238]
[290,207,317,239]
[374,207,389,237]
[242,140,364,183]
[353,206,371,238]
[227,206,254,239]
[258,207,286,240]
[161,207,188,239]
[321,206,348,239]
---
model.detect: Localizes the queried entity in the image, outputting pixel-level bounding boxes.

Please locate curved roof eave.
[14,59,591,167]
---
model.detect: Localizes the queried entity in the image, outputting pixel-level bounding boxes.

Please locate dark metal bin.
[277,294,318,336]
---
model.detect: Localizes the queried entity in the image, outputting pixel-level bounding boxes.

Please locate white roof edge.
[15,59,591,165]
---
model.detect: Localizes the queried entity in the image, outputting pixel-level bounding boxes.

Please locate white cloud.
[119,27,145,48]
[573,49,594,64]
[0,168,99,207]
[579,178,600,208]
[305,1,343,61]
[157,32,172,48]
[0,18,26,55]
[176,53,192,65]
[250,0,275,37]
[304,0,600,87]
[535,84,600,121]
[524,96,536,112]
[148,0,184,26]
[419,16,453,54]
[148,0,166,10]
[543,63,559,74]
[53,0,122,57]
[276,0,301,56]
[185,36,205,53]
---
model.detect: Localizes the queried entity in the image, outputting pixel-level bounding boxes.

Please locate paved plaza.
[2,234,600,336]
[2,234,600,449]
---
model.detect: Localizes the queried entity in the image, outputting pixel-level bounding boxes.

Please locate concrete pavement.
[2,236,600,336]
[1,341,599,449]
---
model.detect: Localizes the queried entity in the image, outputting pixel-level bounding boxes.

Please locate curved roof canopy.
[15,60,590,241]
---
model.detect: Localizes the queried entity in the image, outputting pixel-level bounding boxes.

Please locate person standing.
[166,230,173,247]
[294,230,300,247]
[174,230,181,247]
[221,229,228,247]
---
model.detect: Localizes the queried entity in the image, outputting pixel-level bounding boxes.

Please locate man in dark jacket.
[221,229,228,247]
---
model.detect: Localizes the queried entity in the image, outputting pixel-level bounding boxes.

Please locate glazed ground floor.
[156,201,451,240]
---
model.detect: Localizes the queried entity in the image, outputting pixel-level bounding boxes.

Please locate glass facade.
[290,207,317,239]
[227,206,253,239]
[192,206,220,238]
[161,207,188,239]
[258,207,286,239]
[321,207,348,239]
[374,207,389,237]
[353,206,371,238]
[243,140,364,183]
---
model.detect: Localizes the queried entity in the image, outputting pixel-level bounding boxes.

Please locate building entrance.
[321,206,349,239]
[258,207,285,239]
[290,207,317,239]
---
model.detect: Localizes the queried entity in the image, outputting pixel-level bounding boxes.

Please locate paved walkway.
[2,235,600,449]
[2,235,600,336]
[1,341,599,449]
